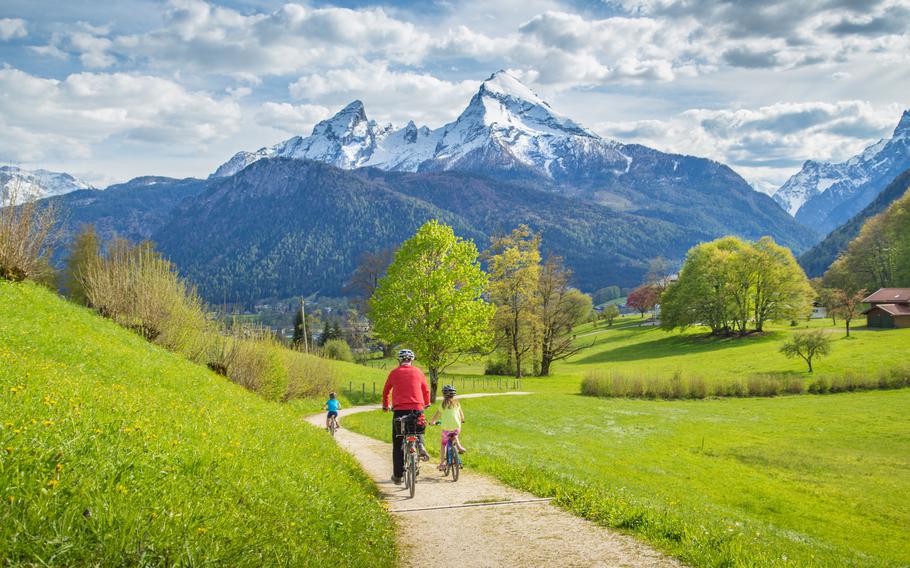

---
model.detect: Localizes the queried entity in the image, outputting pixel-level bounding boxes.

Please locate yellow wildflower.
[47,479,59,489]
[115,484,128,494]
[197,527,208,534]
[42,420,54,427]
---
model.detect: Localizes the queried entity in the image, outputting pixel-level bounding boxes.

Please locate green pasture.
[345,390,910,567]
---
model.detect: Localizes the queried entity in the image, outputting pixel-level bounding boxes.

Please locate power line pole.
[300,297,309,354]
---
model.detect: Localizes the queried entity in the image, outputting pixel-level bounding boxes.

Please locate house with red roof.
[862,288,910,329]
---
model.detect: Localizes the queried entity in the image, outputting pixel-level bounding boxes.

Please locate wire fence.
[342,375,523,404]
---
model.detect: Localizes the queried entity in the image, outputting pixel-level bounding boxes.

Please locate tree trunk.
[845,319,851,338]
[539,357,551,376]
[428,367,439,404]
[806,357,813,373]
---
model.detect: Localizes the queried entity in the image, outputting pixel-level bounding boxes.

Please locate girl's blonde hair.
[441,395,459,409]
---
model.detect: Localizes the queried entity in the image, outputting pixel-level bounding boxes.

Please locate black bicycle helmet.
[442,384,456,396]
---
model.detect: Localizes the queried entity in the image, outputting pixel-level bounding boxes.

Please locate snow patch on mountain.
[1,166,96,205]
[773,109,910,233]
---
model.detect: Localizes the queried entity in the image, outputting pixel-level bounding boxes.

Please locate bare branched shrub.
[0,176,58,284]
[80,239,211,355]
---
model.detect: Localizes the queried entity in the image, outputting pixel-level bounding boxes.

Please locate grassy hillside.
[346,390,910,567]
[0,281,395,566]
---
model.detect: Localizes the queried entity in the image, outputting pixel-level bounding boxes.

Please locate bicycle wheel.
[451,445,460,482]
[407,452,417,498]
[443,442,452,477]
[402,445,411,490]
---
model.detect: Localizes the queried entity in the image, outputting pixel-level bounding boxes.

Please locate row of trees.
[486,226,593,377]
[660,236,813,335]
[366,222,593,400]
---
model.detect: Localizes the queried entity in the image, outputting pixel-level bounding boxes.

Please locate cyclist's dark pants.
[392,410,424,479]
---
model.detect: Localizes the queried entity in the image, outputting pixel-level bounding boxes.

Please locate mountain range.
[42,71,815,304]
[798,165,910,277]
[1,166,95,205]
[773,110,910,235]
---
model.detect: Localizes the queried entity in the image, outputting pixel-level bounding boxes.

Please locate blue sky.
[1,0,908,192]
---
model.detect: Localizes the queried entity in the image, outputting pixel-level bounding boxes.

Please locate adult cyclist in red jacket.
[382,349,431,484]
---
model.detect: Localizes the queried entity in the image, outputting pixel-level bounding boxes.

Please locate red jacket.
[382,364,430,410]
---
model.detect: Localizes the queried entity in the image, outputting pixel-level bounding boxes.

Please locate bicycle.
[441,430,462,481]
[395,413,424,498]
[327,414,339,437]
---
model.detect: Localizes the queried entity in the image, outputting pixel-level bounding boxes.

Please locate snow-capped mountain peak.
[1,166,96,205]
[212,71,625,182]
[893,109,910,140]
[772,107,910,234]
[459,70,595,139]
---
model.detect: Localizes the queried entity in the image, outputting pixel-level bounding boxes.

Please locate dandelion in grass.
[47,479,59,489]
[115,484,128,494]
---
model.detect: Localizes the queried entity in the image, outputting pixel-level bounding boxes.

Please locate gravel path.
[306,393,683,568]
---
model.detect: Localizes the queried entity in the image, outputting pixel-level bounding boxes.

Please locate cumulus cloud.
[0,18,27,41]
[107,0,429,77]
[289,65,479,126]
[29,23,117,68]
[597,100,904,191]
[0,67,241,162]
[255,102,331,134]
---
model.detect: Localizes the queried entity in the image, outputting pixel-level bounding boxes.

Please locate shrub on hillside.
[0,182,57,285]
[285,351,338,400]
[322,338,354,363]
[81,239,211,355]
[484,356,514,376]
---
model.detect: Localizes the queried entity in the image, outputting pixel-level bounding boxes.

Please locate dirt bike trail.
[306,392,682,568]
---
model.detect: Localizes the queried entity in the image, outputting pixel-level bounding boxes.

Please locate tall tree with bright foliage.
[371,220,493,401]
[487,225,541,378]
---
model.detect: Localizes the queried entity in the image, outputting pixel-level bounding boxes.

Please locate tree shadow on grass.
[576,328,787,364]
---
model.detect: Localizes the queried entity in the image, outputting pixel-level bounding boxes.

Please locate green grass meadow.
[0,282,395,566]
[345,313,910,567]
[345,391,910,567]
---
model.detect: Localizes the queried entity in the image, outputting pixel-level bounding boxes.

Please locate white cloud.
[255,102,331,134]
[0,67,241,162]
[0,18,27,41]
[597,100,903,190]
[110,0,429,77]
[289,64,479,126]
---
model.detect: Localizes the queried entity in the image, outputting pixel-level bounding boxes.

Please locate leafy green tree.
[602,304,620,326]
[487,225,541,378]
[537,256,592,376]
[662,236,812,335]
[750,237,814,332]
[323,338,354,362]
[371,220,493,401]
[65,224,100,305]
[780,330,832,373]
[592,286,621,305]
